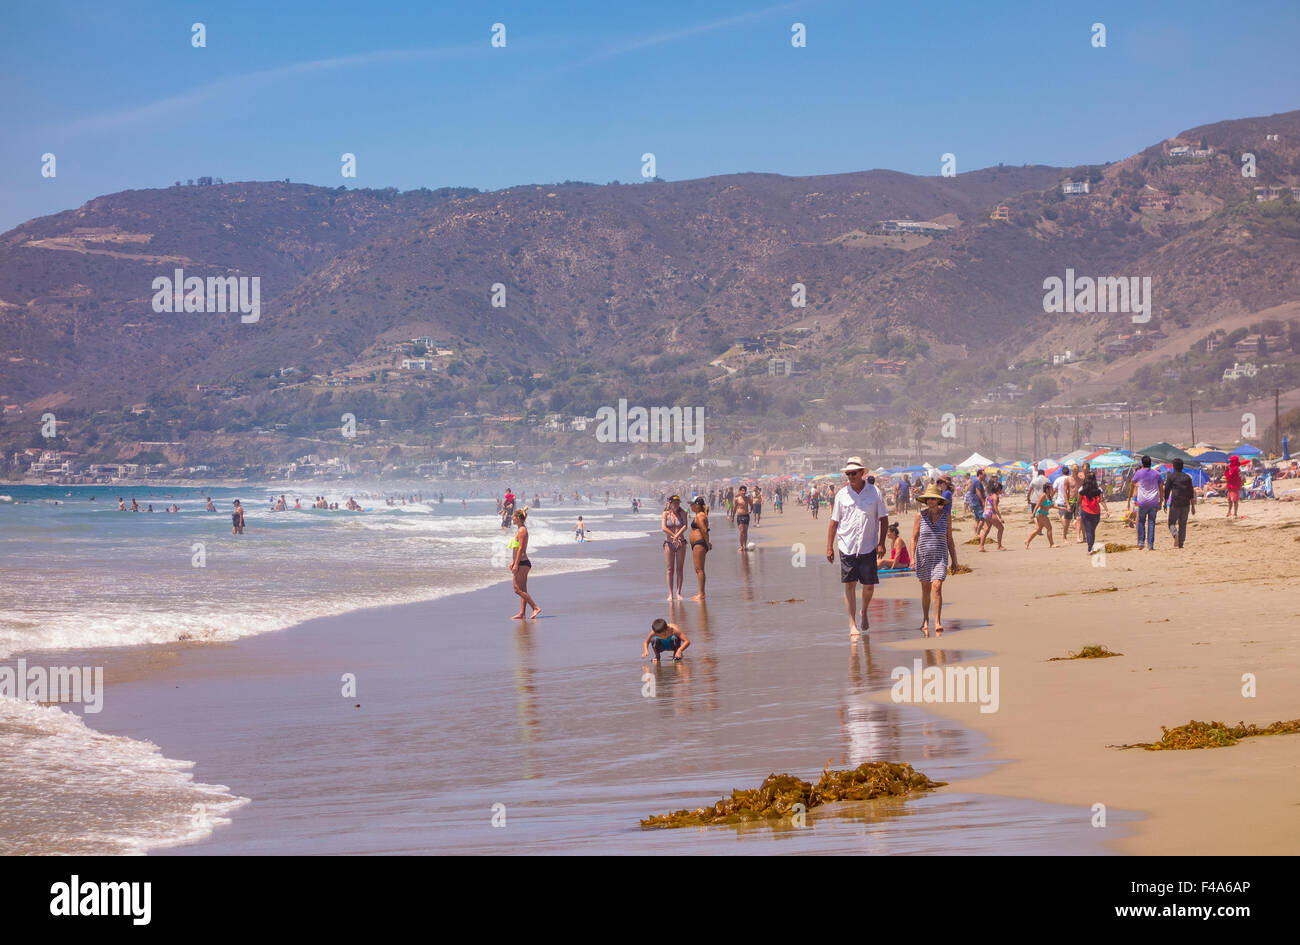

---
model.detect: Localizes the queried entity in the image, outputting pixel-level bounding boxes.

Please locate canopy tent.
[1230,444,1263,458]
[957,452,996,469]
[1194,450,1231,464]
[1157,464,1209,487]
[1136,442,1200,465]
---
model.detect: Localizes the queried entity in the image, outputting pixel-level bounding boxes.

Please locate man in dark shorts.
[1163,457,1197,548]
[826,457,889,637]
[734,485,752,551]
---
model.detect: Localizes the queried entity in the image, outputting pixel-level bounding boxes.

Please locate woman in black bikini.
[687,496,712,601]
[661,495,688,603]
[509,509,541,620]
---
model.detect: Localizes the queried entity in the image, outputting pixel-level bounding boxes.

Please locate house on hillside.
[989,204,1010,222]
[1254,185,1286,202]
[1139,191,1175,210]
[864,358,907,376]
[1062,180,1090,196]
[401,358,432,371]
[1222,362,1258,382]
[768,357,792,377]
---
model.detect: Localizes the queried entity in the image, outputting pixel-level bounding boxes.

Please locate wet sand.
[757,482,1300,856]
[53,527,1124,854]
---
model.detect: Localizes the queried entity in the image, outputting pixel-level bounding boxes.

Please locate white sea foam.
[0,695,249,855]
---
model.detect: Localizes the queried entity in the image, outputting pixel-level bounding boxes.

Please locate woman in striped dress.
[910,483,958,636]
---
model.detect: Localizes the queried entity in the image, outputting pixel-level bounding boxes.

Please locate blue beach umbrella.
[1230,444,1263,458]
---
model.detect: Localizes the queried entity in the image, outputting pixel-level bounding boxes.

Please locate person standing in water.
[827,457,889,637]
[231,499,245,535]
[508,509,541,619]
[687,496,712,601]
[910,483,957,636]
[733,486,752,551]
[661,495,688,602]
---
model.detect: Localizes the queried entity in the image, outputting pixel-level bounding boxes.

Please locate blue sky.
[2,0,1298,231]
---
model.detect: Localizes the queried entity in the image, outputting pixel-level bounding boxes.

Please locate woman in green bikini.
[1025,486,1056,549]
[509,508,541,619]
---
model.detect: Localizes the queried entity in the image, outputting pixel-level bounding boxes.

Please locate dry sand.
[756,478,1300,854]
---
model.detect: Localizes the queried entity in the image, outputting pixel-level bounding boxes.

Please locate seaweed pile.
[1114,718,1300,750]
[640,762,946,829]
[1049,645,1122,661]
[949,564,973,574]
[1103,543,1133,553]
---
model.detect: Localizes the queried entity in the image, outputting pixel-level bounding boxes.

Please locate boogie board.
[880,567,913,576]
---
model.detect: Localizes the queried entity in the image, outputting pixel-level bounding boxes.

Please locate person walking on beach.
[1053,468,1074,538]
[687,496,712,600]
[1127,455,1163,550]
[662,495,688,602]
[1163,458,1196,549]
[1027,465,1050,520]
[508,509,541,619]
[967,469,987,535]
[752,488,763,527]
[978,480,1006,550]
[910,483,957,636]
[826,457,889,637]
[1225,456,1243,519]
[809,487,820,519]
[1025,484,1056,548]
[1078,473,1109,553]
[734,486,752,551]
[231,499,245,535]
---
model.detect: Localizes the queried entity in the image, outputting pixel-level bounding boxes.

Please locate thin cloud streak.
[53,45,482,137]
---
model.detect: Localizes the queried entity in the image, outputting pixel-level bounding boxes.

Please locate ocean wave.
[0,695,249,855]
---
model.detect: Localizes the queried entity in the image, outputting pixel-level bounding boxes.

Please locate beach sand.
[755,479,1300,855]
[33,522,1126,854]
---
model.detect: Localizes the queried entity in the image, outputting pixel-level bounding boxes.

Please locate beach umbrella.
[1058,449,1091,466]
[1230,444,1263,458]
[1089,451,1138,469]
[1136,442,1200,465]
[1195,450,1230,464]
[938,464,955,471]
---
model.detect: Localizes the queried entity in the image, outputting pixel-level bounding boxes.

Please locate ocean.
[0,483,639,853]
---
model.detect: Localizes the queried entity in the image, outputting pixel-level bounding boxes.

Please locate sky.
[2,0,1298,231]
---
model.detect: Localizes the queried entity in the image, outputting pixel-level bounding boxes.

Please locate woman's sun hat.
[918,483,949,505]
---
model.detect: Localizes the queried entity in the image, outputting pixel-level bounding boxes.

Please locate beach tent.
[1158,464,1209,487]
[957,452,996,469]
[1230,444,1263,458]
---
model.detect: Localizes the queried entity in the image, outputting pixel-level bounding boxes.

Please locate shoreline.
[752,489,1300,855]
[21,521,1123,855]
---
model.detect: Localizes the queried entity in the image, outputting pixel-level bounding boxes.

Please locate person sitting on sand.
[642,618,690,662]
[878,522,911,569]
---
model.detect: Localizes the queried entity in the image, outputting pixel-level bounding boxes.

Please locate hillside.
[3,109,1300,470]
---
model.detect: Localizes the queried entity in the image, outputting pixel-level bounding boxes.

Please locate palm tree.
[1044,418,1061,455]
[909,408,928,463]
[869,418,888,462]
[1081,418,1094,447]
[1029,409,1043,459]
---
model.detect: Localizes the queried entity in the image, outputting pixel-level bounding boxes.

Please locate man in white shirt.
[1028,466,1051,518]
[826,456,889,637]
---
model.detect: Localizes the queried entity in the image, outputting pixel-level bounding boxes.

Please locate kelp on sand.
[1114,718,1300,750]
[640,761,946,829]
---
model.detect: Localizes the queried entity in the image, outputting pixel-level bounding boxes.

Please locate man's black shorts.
[840,552,879,585]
